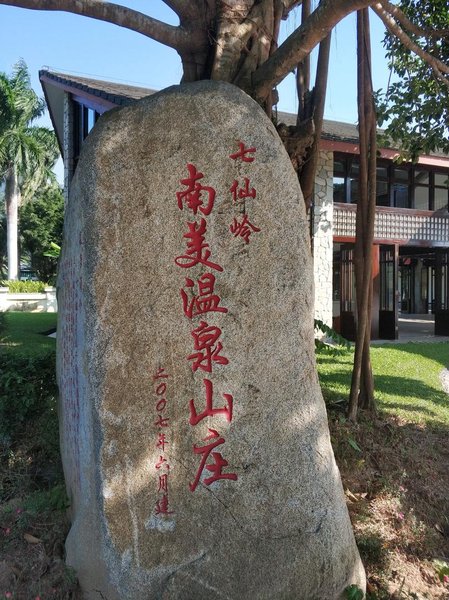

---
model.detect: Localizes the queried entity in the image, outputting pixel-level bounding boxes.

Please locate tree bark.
[296,0,311,124]
[299,32,332,209]
[210,0,273,89]
[348,7,376,420]
[5,167,21,281]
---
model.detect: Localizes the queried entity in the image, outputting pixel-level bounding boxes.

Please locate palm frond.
[0,61,59,194]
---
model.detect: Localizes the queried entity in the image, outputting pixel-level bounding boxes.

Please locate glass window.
[376,181,389,206]
[349,178,359,204]
[376,165,388,180]
[87,108,96,133]
[393,183,409,208]
[333,177,346,203]
[415,170,429,185]
[435,173,449,188]
[434,188,448,211]
[350,161,359,177]
[334,160,345,176]
[414,186,429,210]
[394,168,409,182]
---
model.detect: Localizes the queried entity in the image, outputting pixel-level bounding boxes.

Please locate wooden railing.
[334,203,449,243]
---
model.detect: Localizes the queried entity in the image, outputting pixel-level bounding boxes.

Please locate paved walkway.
[373,314,449,344]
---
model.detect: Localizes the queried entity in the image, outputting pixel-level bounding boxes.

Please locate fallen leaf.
[345,489,359,502]
[24,533,41,544]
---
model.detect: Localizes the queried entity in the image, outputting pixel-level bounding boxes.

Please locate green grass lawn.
[317,342,449,427]
[0,311,57,357]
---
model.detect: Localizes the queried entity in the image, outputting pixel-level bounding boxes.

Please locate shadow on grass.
[374,374,449,410]
[318,343,449,421]
[373,341,449,369]
[320,371,449,421]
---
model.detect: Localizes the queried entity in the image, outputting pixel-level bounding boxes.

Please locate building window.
[434,173,449,211]
[392,167,410,208]
[414,185,429,211]
[333,153,449,212]
[376,164,389,206]
[332,156,359,203]
[73,101,100,168]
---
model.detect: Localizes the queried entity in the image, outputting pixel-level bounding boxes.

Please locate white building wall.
[313,150,334,327]
[0,287,57,312]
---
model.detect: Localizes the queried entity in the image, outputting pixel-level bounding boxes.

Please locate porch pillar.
[371,244,380,339]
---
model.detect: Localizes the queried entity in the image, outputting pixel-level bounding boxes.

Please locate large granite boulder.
[57,80,365,599]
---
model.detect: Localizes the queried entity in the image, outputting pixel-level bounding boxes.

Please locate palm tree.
[0,60,59,280]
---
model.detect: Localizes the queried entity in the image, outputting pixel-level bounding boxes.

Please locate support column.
[371,244,380,340]
[313,150,334,328]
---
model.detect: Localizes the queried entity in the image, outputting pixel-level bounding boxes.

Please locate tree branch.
[372,2,449,88]
[211,0,269,82]
[299,32,332,208]
[378,0,449,40]
[281,0,303,19]
[296,0,311,124]
[0,0,197,51]
[161,0,202,23]
[253,0,374,101]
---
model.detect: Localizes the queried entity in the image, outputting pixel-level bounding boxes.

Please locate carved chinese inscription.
[228,142,260,243]
[152,367,174,516]
[175,143,259,493]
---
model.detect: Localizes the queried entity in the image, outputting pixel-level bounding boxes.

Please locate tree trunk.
[348,8,376,420]
[296,0,311,123]
[5,167,21,280]
[299,32,332,209]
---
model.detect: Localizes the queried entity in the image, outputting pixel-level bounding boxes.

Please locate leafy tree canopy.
[378,0,449,160]
[19,186,64,282]
[0,59,59,279]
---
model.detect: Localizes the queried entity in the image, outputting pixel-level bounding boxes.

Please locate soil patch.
[331,411,449,599]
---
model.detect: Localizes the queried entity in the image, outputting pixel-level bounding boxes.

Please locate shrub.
[0,352,57,441]
[0,311,5,337]
[356,533,390,571]
[314,318,351,354]
[1,279,47,293]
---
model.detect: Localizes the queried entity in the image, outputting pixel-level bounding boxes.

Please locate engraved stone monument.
[57,80,365,599]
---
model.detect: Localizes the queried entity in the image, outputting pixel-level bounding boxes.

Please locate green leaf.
[347,437,362,453]
[344,584,364,600]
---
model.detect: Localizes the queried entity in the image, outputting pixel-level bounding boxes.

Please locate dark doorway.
[379,245,398,339]
[435,248,449,335]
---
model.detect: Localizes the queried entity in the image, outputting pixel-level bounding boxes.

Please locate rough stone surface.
[57,80,365,600]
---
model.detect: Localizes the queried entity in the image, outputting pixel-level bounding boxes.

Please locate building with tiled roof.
[40,69,449,339]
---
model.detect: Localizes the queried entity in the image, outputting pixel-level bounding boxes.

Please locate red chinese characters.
[229,141,256,162]
[189,429,238,492]
[228,141,260,243]
[189,378,233,426]
[180,273,228,319]
[175,219,223,272]
[152,367,174,516]
[187,321,229,373]
[175,158,243,492]
[177,163,216,216]
[229,177,256,203]
[230,214,261,244]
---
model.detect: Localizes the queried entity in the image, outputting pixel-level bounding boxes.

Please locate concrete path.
[373,314,449,345]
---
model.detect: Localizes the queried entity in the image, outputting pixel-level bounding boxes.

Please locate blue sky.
[0,0,393,179]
